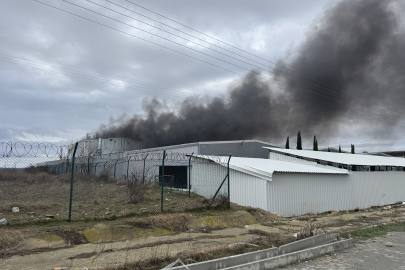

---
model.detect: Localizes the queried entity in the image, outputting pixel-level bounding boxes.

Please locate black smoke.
[92,0,405,148]
[93,72,284,147]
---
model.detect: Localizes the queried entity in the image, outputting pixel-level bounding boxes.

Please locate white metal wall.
[190,163,268,209]
[229,169,268,210]
[269,152,315,166]
[269,172,405,217]
[190,162,228,199]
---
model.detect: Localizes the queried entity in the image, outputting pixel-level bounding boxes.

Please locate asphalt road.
[278,232,405,270]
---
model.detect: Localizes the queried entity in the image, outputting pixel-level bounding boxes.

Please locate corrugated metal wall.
[269,172,405,217]
[128,146,198,156]
[269,152,315,165]
[190,163,268,209]
[190,162,228,199]
[229,169,268,210]
[200,141,272,158]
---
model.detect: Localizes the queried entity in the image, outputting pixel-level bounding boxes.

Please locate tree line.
[285,131,355,154]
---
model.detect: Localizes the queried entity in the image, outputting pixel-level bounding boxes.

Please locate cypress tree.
[297,131,302,150]
[351,144,355,154]
[339,145,342,153]
[328,147,330,152]
[313,135,318,151]
[285,137,289,149]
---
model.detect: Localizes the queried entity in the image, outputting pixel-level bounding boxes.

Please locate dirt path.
[0,225,278,270]
[1,205,405,270]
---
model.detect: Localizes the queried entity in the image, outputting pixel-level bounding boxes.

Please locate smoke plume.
[92,0,405,148]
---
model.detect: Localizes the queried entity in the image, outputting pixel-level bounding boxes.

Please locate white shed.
[194,154,405,217]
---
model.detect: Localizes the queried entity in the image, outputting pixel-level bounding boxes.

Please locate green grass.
[350,221,405,239]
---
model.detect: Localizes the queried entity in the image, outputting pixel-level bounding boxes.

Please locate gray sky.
[1,0,404,152]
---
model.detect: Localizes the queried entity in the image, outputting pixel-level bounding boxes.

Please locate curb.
[169,233,350,270]
[221,239,354,270]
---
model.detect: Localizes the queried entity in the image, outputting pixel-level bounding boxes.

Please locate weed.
[126,180,148,204]
[350,221,405,239]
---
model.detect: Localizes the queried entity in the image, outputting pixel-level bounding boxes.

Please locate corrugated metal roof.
[264,147,405,167]
[195,155,349,181]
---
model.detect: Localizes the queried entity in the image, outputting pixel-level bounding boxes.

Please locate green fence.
[0,142,230,224]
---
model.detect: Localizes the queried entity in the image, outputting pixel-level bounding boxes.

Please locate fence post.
[188,152,194,198]
[227,154,231,208]
[94,162,99,176]
[113,159,119,178]
[142,154,148,184]
[212,155,232,201]
[161,150,166,212]
[126,156,131,180]
[68,142,78,222]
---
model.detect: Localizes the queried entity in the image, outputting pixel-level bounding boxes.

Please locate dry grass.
[0,228,25,251]
[245,207,283,224]
[104,229,295,270]
[0,169,207,224]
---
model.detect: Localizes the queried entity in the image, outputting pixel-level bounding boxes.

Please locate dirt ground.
[0,169,206,224]
[1,202,405,270]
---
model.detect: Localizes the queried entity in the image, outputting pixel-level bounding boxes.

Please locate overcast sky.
[1,0,404,152]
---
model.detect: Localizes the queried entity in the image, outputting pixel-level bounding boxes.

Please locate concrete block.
[170,247,279,270]
[279,232,337,255]
[221,239,354,270]
[169,233,345,270]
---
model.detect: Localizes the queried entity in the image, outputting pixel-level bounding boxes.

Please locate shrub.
[126,180,148,204]
[24,166,50,174]
[98,169,112,182]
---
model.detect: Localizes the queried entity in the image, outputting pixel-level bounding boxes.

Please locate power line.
[4,53,405,130]
[32,0,247,78]
[0,53,189,94]
[117,0,401,119]
[3,54,405,129]
[30,0,405,124]
[0,55,193,99]
[67,0,403,122]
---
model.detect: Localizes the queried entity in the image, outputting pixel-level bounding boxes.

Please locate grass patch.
[350,221,405,239]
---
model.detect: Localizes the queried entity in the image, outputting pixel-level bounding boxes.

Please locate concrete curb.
[221,238,354,270]
[279,232,337,255]
[169,233,346,270]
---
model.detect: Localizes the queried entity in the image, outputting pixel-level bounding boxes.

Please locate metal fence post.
[113,159,119,178]
[142,154,148,184]
[188,152,194,198]
[68,142,78,222]
[161,150,166,212]
[212,154,232,201]
[94,162,99,176]
[126,156,132,180]
[227,154,232,208]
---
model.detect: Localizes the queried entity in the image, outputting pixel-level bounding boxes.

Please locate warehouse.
[124,145,405,217]
[255,147,405,216]
[126,139,277,158]
[191,155,349,216]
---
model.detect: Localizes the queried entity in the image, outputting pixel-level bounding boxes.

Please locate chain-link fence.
[0,142,230,224]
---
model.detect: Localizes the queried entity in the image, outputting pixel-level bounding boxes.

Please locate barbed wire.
[1,142,230,165]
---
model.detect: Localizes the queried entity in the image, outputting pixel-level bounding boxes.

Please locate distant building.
[126,139,279,159]
[74,137,144,158]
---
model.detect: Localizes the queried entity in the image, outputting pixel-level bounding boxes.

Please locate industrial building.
[126,139,277,158]
[39,138,405,217]
[75,137,144,158]
[183,147,405,216]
